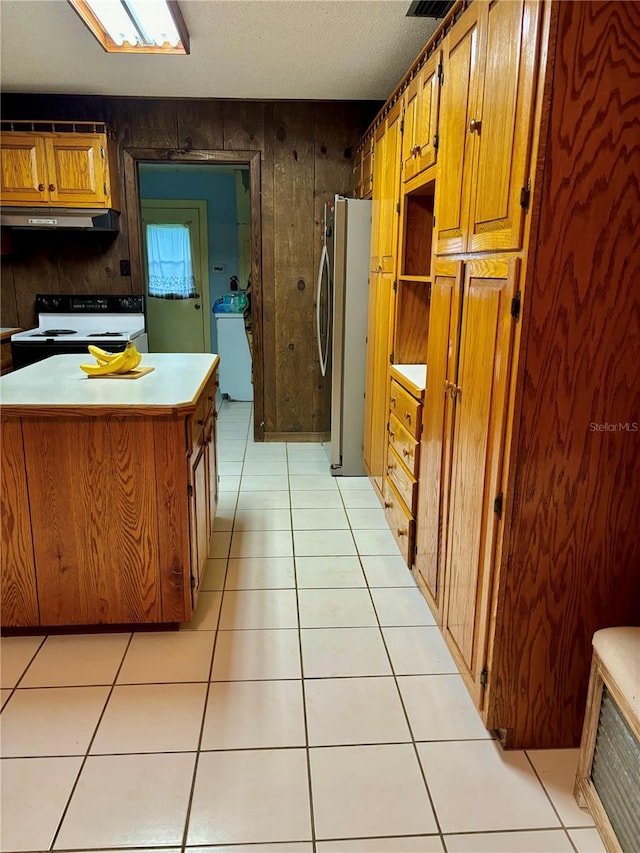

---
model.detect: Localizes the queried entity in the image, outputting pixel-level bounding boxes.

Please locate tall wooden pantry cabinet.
[357,0,640,749]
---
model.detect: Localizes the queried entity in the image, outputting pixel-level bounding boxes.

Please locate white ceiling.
[0,0,440,101]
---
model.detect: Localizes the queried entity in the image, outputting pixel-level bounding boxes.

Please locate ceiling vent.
[407,1,455,18]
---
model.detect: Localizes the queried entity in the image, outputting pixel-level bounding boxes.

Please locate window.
[146,223,197,299]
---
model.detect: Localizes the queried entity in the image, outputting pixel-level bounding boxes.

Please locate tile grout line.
[288,439,319,853]
[48,631,135,852]
[177,399,245,853]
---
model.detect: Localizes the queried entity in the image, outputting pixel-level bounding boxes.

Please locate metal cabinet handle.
[468,119,481,134]
[402,448,411,458]
[38,183,45,192]
[48,183,56,191]
[390,397,397,407]
[194,304,201,310]
[450,384,462,399]
[397,528,407,537]
[384,501,393,509]
[411,143,420,156]
[404,412,412,423]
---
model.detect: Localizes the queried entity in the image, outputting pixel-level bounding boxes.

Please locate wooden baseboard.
[265,432,330,443]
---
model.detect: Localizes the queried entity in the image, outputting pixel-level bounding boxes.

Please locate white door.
[141,201,211,353]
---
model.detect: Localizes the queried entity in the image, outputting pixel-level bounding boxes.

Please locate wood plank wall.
[0,95,378,437]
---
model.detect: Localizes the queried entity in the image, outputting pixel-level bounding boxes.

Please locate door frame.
[124,148,264,440]
[141,199,211,352]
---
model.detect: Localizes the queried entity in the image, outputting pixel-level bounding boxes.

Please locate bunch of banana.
[80,341,143,376]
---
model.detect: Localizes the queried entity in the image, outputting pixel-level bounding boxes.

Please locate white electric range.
[11,294,148,369]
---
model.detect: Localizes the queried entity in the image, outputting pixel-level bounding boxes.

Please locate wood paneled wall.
[0,95,378,437]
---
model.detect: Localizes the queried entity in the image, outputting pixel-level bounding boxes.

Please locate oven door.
[11,339,130,370]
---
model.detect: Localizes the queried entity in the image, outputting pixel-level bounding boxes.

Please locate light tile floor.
[0,401,604,853]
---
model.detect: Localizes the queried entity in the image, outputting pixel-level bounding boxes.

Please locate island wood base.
[1,357,218,628]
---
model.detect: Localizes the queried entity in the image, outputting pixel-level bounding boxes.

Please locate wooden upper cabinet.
[0,130,120,209]
[44,135,107,206]
[378,100,403,272]
[467,0,541,252]
[434,4,481,255]
[435,0,541,255]
[0,133,49,204]
[442,256,519,702]
[402,50,442,184]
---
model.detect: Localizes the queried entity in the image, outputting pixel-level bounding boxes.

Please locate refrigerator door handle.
[316,243,330,377]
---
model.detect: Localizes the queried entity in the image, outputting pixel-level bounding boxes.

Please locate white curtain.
[146,223,197,299]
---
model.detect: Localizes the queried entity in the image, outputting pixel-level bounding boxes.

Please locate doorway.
[124,149,264,439]
[141,200,210,352]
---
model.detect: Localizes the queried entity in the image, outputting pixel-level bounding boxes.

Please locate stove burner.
[87,332,124,337]
[39,329,77,336]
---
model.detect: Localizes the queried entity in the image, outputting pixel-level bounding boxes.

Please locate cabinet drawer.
[388,412,419,476]
[389,379,422,438]
[386,445,418,515]
[187,373,217,453]
[383,477,415,566]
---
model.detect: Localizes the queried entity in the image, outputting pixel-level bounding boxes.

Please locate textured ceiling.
[0,0,440,101]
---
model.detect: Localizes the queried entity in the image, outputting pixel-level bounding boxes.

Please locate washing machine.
[214,312,253,401]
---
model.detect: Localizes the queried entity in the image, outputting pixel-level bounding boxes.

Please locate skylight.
[68,0,190,54]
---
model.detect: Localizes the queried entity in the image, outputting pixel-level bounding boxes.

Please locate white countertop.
[0,353,219,413]
[391,363,427,398]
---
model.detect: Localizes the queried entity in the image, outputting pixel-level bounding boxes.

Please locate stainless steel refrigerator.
[316,195,372,476]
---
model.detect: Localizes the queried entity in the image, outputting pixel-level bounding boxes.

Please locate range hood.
[0,207,119,231]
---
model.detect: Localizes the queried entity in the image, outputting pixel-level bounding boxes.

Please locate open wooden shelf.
[399,274,432,284]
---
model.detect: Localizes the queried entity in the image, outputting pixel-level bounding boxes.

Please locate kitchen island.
[1,353,219,628]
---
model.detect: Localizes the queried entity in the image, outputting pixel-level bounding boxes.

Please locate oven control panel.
[35,294,145,314]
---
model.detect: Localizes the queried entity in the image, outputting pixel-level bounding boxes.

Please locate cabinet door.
[369,123,385,273]
[434,5,481,255]
[414,259,463,618]
[1,419,39,627]
[0,133,49,203]
[378,101,403,273]
[413,52,443,181]
[363,270,395,492]
[402,76,420,183]
[189,441,209,608]
[24,417,162,626]
[442,257,518,702]
[44,134,107,206]
[467,0,541,252]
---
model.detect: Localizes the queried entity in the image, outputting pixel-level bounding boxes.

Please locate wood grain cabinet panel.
[442,257,518,702]
[414,259,463,619]
[363,269,395,492]
[467,0,541,252]
[363,102,402,489]
[434,4,481,255]
[402,51,441,184]
[23,416,162,626]
[0,133,48,204]
[1,419,39,627]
